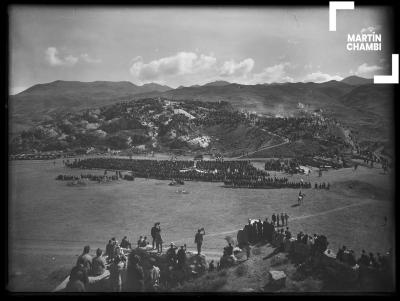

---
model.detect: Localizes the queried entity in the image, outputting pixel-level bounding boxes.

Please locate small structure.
[266,270,287,290]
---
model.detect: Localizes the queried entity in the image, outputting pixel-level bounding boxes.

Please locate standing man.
[176,244,187,270]
[284,213,289,226]
[280,213,285,226]
[126,254,144,292]
[155,224,163,254]
[262,218,269,241]
[194,228,206,255]
[271,214,276,227]
[151,223,158,250]
[276,213,280,227]
[257,219,263,242]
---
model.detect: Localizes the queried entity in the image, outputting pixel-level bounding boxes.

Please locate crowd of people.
[264,159,302,174]
[336,245,391,271]
[65,158,277,183]
[314,182,330,190]
[64,211,393,292]
[64,221,210,292]
[224,177,312,189]
[55,173,120,183]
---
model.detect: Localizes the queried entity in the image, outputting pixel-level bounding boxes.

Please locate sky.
[9,6,394,94]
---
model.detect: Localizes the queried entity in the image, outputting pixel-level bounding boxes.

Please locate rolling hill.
[9,81,172,134]
[341,76,373,86]
[9,79,393,148]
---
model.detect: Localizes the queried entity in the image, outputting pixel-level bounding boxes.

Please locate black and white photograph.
[7,2,397,294]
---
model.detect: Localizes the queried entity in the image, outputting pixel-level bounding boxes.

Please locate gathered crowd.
[264,159,303,174]
[64,221,209,292]
[63,158,331,190]
[63,208,392,292]
[224,177,312,189]
[64,158,280,183]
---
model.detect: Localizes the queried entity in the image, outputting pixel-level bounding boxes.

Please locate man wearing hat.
[194,228,206,255]
[127,254,144,291]
[177,244,187,269]
[76,245,92,273]
[166,242,178,266]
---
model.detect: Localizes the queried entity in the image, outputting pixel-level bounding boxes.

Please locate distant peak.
[203,80,232,87]
[341,76,373,85]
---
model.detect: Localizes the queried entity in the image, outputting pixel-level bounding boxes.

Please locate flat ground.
[8,155,394,291]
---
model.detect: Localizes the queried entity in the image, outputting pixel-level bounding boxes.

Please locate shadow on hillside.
[262,247,281,260]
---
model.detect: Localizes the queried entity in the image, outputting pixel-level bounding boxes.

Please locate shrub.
[175,273,228,292]
[235,264,248,277]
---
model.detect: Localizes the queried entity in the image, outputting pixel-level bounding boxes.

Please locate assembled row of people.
[65,158,271,183]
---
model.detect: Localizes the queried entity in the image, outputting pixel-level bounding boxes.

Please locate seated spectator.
[120,236,132,249]
[139,236,148,248]
[137,236,144,248]
[109,253,126,292]
[284,228,291,240]
[357,250,370,266]
[126,254,145,292]
[208,260,215,272]
[76,245,92,273]
[66,263,89,292]
[149,258,160,291]
[369,252,378,268]
[348,250,356,266]
[297,231,303,242]
[91,248,106,276]
[302,234,309,245]
[336,246,346,261]
[224,243,234,256]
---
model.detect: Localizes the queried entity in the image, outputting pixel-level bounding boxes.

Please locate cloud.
[251,62,294,84]
[287,39,299,45]
[304,63,313,70]
[129,52,294,85]
[361,25,381,34]
[219,58,254,77]
[354,63,382,77]
[45,47,101,66]
[45,47,78,66]
[80,53,102,64]
[303,71,343,83]
[129,52,217,82]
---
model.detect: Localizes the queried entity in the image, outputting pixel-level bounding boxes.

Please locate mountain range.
[9,76,393,146]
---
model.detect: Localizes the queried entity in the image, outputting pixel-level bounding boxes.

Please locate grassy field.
[8,157,394,291]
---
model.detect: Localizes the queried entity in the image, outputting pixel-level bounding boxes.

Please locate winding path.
[173,198,376,245]
[234,130,289,159]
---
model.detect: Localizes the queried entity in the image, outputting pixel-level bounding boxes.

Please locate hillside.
[337,85,394,144]
[9,80,393,154]
[9,81,171,134]
[10,95,365,161]
[341,76,373,86]
[135,82,355,114]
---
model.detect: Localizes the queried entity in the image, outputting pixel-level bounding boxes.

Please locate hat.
[170,242,175,247]
[133,255,140,263]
